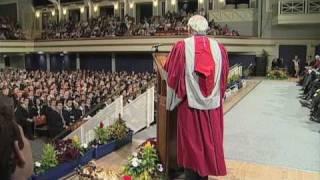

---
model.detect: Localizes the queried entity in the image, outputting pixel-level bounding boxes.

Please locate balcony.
[208,8,257,23]
[273,0,320,25]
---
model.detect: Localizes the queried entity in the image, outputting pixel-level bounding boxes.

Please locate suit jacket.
[15,105,30,125]
[46,107,64,130]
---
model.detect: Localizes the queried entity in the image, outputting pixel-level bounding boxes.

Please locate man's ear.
[14,140,26,167]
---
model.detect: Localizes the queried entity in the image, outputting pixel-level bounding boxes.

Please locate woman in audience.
[0,96,33,180]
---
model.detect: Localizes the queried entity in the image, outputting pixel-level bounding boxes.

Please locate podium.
[152,53,179,177]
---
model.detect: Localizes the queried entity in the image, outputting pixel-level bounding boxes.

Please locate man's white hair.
[187,15,208,35]
[316,54,320,60]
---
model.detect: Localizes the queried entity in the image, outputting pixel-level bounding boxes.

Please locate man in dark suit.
[46,101,65,138]
[62,99,75,125]
[15,98,34,140]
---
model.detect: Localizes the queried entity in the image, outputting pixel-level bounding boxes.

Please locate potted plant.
[93,122,116,159]
[123,139,164,180]
[110,115,133,150]
[71,135,95,166]
[32,138,92,180]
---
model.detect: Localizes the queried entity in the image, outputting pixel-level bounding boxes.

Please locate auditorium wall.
[260,1,320,39]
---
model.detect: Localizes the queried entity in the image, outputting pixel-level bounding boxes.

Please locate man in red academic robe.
[164,15,229,180]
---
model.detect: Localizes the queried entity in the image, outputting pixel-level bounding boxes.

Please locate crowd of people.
[0,16,25,40]
[0,69,156,140]
[40,11,240,40]
[299,55,320,123]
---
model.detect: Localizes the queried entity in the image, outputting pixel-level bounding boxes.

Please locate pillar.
[153,0,159,16]
[76,53,80,70]
[63,54,70,70]
[46,54,50,72]
[114,2,120,17]
[0,55,5,69]
[111,53,116,72]
[124,0,129,16]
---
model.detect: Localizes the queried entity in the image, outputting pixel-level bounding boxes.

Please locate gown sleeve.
[219,43,230,97]
[164,41,187,110]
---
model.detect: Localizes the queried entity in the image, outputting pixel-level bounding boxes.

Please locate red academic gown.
[164,36,229,177]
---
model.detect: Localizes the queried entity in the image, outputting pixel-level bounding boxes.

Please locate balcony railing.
[278,0,320,15]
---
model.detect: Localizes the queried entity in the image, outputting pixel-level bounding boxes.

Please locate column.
[46,54,50,72]
[124,0,129,16]
[198,0,205,11]
[0,55,5,69]
[63,54,70,70]
[114,2,120,17]
[153,0,159,16]
[76,53,80,70]
[80,6,88,21]
[111,53,116,72]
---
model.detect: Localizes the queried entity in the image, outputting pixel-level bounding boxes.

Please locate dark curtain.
[279,45,307,76]
[228,54,256,68]
[115,53,153,72]
[25,54,46,71]
[80,54,112,71]
[316,45,320,56]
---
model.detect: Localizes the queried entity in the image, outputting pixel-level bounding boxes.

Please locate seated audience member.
[15,97,34,140]
[312,55,320,69]
[0,96,33,180]
[46,100,65,138]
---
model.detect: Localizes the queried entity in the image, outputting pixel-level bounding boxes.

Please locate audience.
[0,69,156,139]
[40,11,239,40]
[299,55,320,123]
[0,16,25,40]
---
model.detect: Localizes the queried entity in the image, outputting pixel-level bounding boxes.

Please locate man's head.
[315,54,320,61]
[187,15,208,35]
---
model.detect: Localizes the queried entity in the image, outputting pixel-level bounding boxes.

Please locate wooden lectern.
[152,52,179,177]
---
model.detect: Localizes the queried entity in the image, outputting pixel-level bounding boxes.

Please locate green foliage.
[228,74,240,84]
[35,144,58,174]
[94,124,112,145]
[109,116,129,140]
[267,70,288,80]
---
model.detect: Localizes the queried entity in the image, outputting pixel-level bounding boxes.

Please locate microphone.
[152,43,162,48]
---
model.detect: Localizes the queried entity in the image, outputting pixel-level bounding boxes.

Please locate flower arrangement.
[93,115,130,145]
[34,137,90,175]
[94,122,112,145]
[109,115,130,140]
[267,70,288,80]
[34,144,59,174]
[123,139,164,180]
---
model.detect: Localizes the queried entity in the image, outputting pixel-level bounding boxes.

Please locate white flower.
[132,152,138,157]
[131,157,140,167]
[157,164,163,172]
[35,161,41,167]
[81,143,88,149]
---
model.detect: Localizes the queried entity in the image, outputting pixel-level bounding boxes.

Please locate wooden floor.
[90,79,320,180]
[212,160,320,180]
